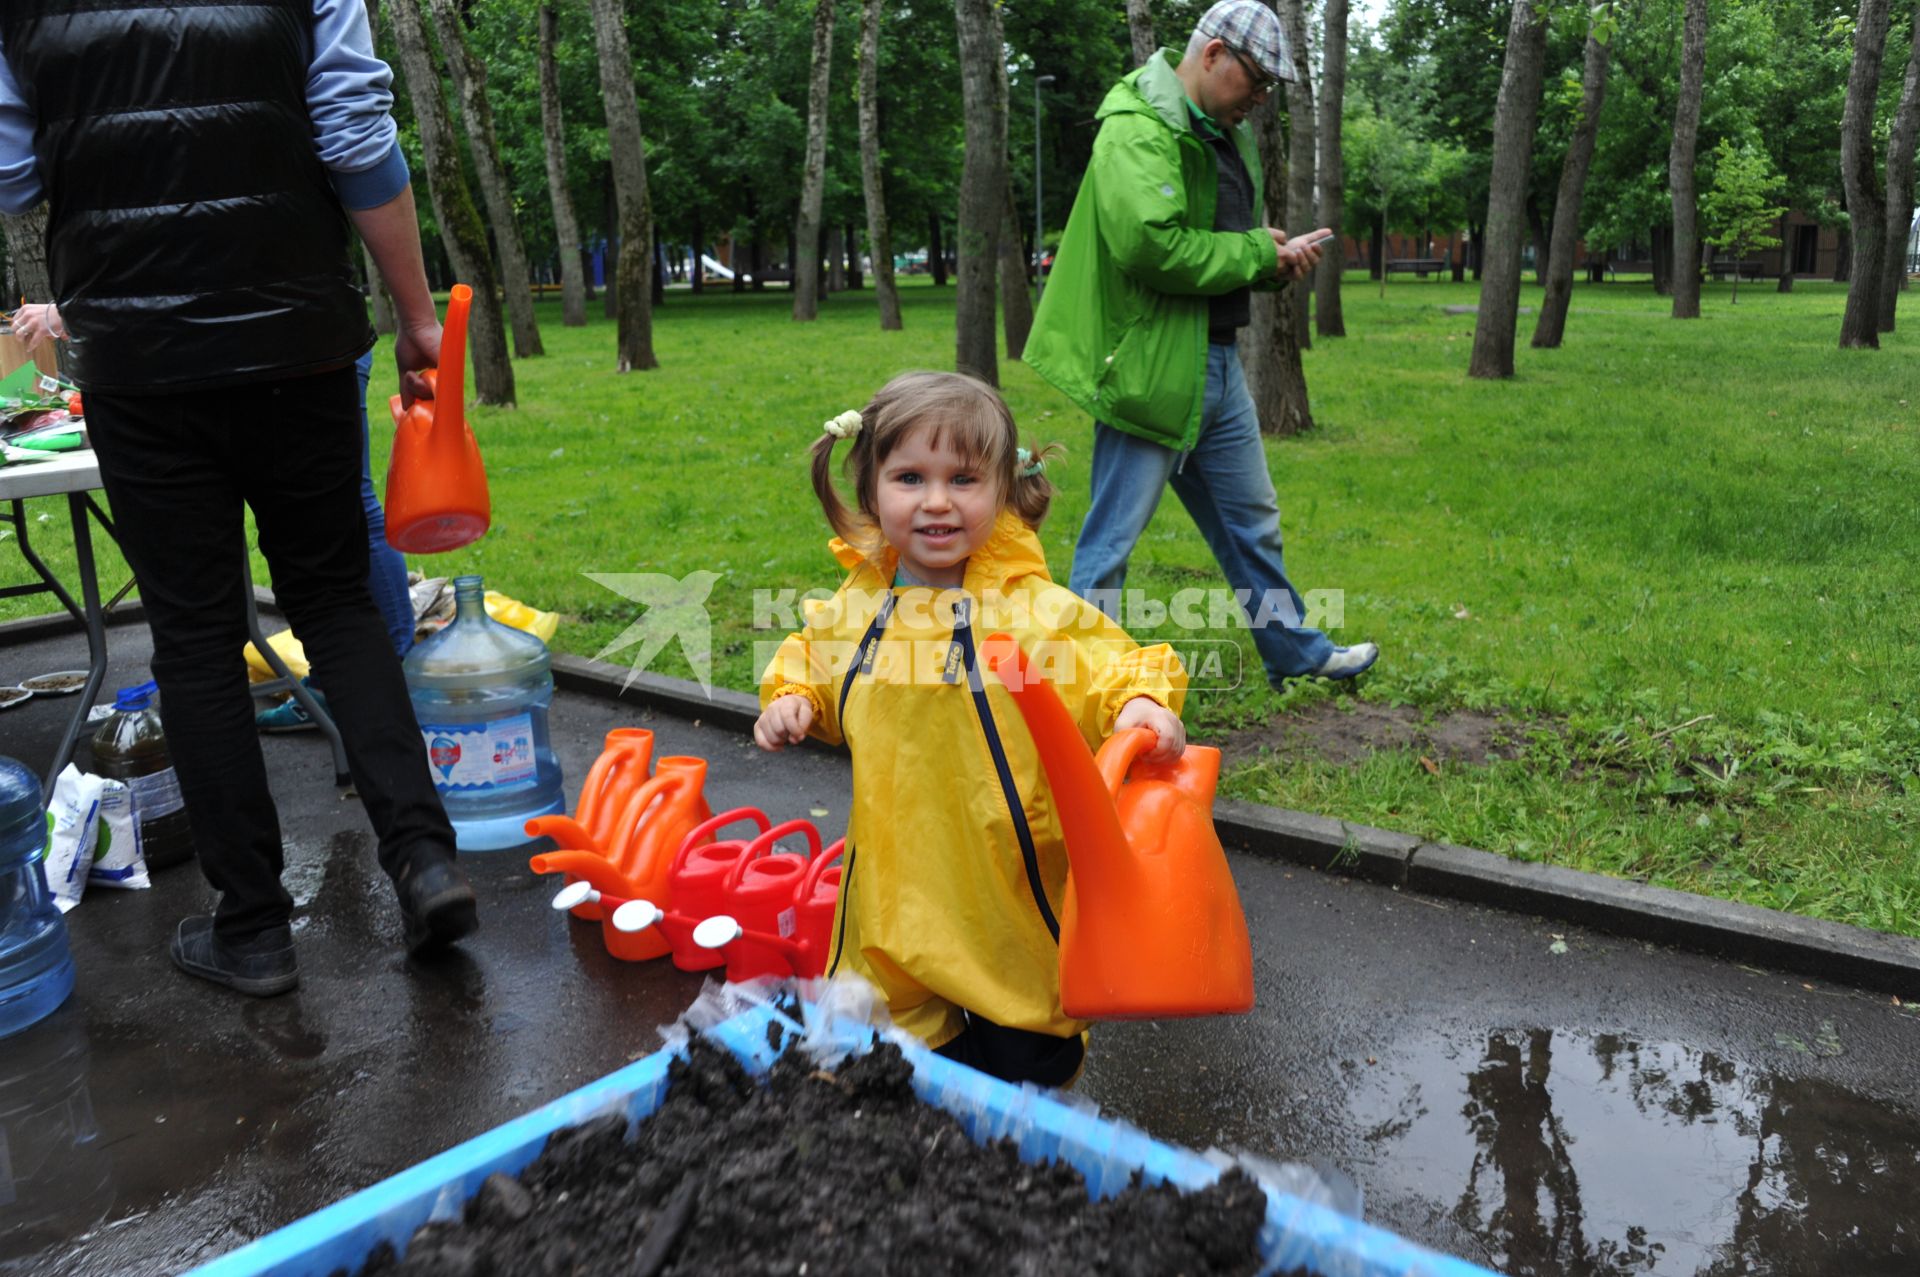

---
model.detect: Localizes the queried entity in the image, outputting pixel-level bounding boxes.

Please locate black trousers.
[87,364,455,942]
[935,1010,1086,1088]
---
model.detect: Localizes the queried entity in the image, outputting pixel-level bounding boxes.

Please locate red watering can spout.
[982,632,1254,1021]
[385,282,490,553]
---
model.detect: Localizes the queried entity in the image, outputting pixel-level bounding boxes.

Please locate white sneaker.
[1311,642,1379,680]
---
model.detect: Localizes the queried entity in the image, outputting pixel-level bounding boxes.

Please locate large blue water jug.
[0,755,76,1038]
[404,575,565,850]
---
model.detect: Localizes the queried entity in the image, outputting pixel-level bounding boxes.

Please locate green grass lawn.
[7,273,1917,936]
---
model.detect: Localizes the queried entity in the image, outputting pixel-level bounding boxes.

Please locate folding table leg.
[243,572,352,788]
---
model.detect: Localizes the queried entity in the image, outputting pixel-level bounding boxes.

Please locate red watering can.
[981,633,1254,1020]
[665,808,773,971]
[385,282,490,553]
[791,839,844,973]
[527,728,656,921]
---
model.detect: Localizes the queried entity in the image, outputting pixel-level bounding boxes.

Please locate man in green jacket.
[1025,0,1378,688]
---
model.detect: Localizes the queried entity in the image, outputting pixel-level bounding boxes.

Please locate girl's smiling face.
[873,424,1001,587]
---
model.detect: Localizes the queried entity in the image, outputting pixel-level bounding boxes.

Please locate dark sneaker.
[396,855,479,956]
[169,916,298,996]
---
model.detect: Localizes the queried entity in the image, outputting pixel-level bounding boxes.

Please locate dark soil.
[352,1032,1299,1277]
[1220,701,1540,770]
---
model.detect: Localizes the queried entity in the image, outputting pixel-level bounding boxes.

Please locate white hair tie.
[822,409,863,440]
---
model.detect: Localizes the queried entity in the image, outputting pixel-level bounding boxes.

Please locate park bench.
[1707,260,1768,282]
[1386,257,1449,278]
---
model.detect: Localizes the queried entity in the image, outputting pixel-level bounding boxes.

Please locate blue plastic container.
[181,998,1499,1277]
[404,575,565,850]
[0,755,76,1038]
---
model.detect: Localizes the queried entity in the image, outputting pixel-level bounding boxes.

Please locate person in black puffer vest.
[0,0,479,996]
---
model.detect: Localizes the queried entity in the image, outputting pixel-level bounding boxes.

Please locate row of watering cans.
[527,633,1258,1022]
[523,731,843,984]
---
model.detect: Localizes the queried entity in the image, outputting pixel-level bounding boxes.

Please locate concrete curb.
[10,603,1916,997]
[0,598,148,645]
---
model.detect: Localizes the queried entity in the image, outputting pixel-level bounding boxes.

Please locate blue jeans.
[356,352,414,659]
[1067,342,1335,687]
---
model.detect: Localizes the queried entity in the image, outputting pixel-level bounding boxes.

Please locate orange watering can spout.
[385,282,490,553]
[981,632,1254,1021]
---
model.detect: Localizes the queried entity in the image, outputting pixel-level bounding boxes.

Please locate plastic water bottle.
[0,755,76,1038]
[89,681,195,870]
[405,574,565,850]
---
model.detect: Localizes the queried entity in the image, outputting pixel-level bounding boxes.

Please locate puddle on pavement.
[1348,1028,1920,1275]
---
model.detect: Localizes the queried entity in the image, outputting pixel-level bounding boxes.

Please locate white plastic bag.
[89,777,151,891]
[44,763,103,912]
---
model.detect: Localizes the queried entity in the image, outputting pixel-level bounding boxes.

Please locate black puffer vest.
[1,0,372,393]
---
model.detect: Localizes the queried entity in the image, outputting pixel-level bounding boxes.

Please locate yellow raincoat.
[760,511,1186,1047]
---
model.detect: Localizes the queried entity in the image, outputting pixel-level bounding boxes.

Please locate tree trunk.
[691,212,705,295]
[1243,94,1312,436]
[1127,0,1157,67]
[953,0,1006,384]
[1834,225,1852,281]
[1668,0,1708,318]
[361,240,396,334]
[1840,0,1894,347]
[857,0,904,330]
[1777,213,1795,292]
[1526,192,1549,285]
[999,179,1034,359]
[846,222,863,289]
[427,0,544,357]
[581,246,596,301]
[1877,10,1920,332]
[589,0,659,370]
[1,207,50,304]
[1469,221,1485,279]
[793,0,837,321]
[1532,23,1610,349]
[1369,219,1383,280]
[1468,0,1549,380]
[1314,0,1348,337]
[1281,0,1315,349]
[826,225,846,292]
[930,214,948,286]
[385,0,514,404]
[652,239,665,305]
[538,5,589,327]
[1651,222,1672,293]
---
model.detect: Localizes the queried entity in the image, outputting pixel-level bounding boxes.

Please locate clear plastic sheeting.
[186,978,1500,1277]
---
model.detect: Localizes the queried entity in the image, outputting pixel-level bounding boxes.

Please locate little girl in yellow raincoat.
[755,371,1187,1086]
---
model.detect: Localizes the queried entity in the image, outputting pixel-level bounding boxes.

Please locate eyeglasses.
[1225,44,1281,96]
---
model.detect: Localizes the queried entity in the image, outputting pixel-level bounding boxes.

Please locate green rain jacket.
[1024,51,1280,452]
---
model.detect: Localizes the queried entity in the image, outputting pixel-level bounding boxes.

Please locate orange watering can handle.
[1095,727,1160,801]
[727,819,822,890]
[797,837,846,900]
[671,807,772,875]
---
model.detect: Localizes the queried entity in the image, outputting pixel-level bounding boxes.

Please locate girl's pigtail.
[1008,441,1065,528]
[811,411,869,547]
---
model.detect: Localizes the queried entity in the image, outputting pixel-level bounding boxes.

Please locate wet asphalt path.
[2,621,1916,1276]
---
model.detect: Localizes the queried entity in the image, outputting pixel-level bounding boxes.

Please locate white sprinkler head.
[693,915,744,950]
[612,899,663,933]
[551,881,600,911]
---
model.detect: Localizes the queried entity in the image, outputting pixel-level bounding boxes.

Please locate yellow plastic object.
[242,628,310,684]
[484,591,558,644]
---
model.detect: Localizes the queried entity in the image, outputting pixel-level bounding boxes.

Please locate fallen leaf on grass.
[1451,604,1471,620]
[1418,756,1440,776]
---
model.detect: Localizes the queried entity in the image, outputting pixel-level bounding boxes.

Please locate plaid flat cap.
[1195,0,1295,84]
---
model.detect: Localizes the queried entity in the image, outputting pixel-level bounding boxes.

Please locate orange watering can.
[385,282,490,553]
[527,728,656,921]
[981,633,1254,1020]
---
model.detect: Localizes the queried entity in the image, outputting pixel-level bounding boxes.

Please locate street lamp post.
[1034,73,1056,305]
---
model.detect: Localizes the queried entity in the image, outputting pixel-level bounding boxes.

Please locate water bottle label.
[422,714,538,790]
[129,767,185,822]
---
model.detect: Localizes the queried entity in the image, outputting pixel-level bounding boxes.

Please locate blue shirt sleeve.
[309,0,410,209]
[0,42,42,215]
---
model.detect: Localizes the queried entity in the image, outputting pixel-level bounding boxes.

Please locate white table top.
[0,447,101,501]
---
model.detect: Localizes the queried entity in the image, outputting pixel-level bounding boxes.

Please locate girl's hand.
[754,694,815,751]
[1114,697,1186,762]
